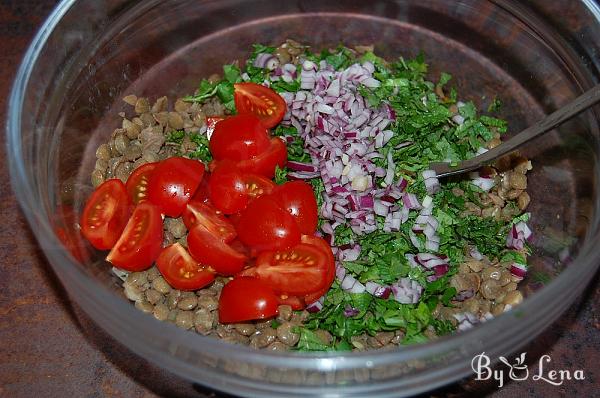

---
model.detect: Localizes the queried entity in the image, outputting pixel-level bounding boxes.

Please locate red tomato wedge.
[276,294,306,311]
[240,242,331,296]
[236,137,287,179]
[300,235,336,304]
[233,82,287,128]
[191,171,211,204]
[208,162,249,214]
[209,114,270,161]
[272,181,318,235]
[182,201,236,243]
[147,157,205,217]
[156,243,215,291]
[81,179,132,250]
[219,277,279,323]
[126,162,158,204]
[187,223,247,275]
[245,173,276,200]
[106,202,163,271]
[235,195,301,252]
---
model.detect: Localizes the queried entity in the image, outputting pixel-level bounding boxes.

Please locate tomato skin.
[219,277,279,323]
[235,195,301,252]
[236,137,287,179]
[234,82,287,128]
[147,157,205,217]
[209,114,270,161]
[182,201,236,243]
[272,181,318,235]
[241,243,330,296]
[106,202,163,271]
[191,171,211,204]
[187,223,248,275]
[125,162,158,204]
[81,179,132,250]
[208,162,249,214]
[156,243,215,291]
[300,235,335,304]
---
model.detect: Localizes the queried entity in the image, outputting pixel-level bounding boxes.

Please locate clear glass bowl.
[7,0,600,396]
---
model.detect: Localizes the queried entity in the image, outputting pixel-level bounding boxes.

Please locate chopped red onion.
[287,171,321,179]
[452,114,465,125]
[422,170,440,195]
[391,278,423,304]
[510,263,527,280]
[454,312,480,331]
[340,273,366,293]
[402,193,421,209]
[287,161,317,172]
[469,246,484,260]
[506,221,532,250]
[343,305,360,317]
[335,263,347,280]
[280,59,402,235]
[471,176,495,191]
[454,289,475,301]
[306,295,325,312]
[254,53,278,69]
[338,244,361,261]
[365,281,392,299]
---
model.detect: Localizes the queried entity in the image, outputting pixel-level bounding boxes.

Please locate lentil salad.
[89,41,531,351]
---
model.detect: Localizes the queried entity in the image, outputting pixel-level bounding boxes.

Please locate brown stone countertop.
[0,1,598,397]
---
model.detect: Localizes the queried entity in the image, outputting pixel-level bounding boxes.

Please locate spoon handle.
[430,84,600,177]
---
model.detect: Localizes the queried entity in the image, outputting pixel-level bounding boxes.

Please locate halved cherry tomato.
[54,205,90,262]
[191,171,211,204]
[236,137,287,178]
[234,82,287,128]
[147,157,205,217]
[183,201,236,243]
[235,195,301,252]
[300,235,335,304]
[81,179,131,250]
[156,243,215,291]
[125,162,158,204]
[206,116,224,140]
[106,202,163,271]
[276,295,306,310]
[245,173,276,200]
[209,114,270,161]
[240,243,331,296]
[187,223,247,275]
[272,181,318,235]
[219,277,279,323]
[208,162,248,214]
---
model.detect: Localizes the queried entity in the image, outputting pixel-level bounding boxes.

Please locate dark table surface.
[1,1,599,397]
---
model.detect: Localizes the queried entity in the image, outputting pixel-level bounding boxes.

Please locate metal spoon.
[429,84,600,178]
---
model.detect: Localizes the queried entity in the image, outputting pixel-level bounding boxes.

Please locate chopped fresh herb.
[274,166,288,185]
[310,177,325,209]
[487,97,502,113]
[270,319,281,329]
[272,124,310,163]
[166,129,186,144]
[184,63,240,113]
[188,132,212,162]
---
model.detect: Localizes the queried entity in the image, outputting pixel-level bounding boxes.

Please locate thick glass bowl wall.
[7,1,600,396]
